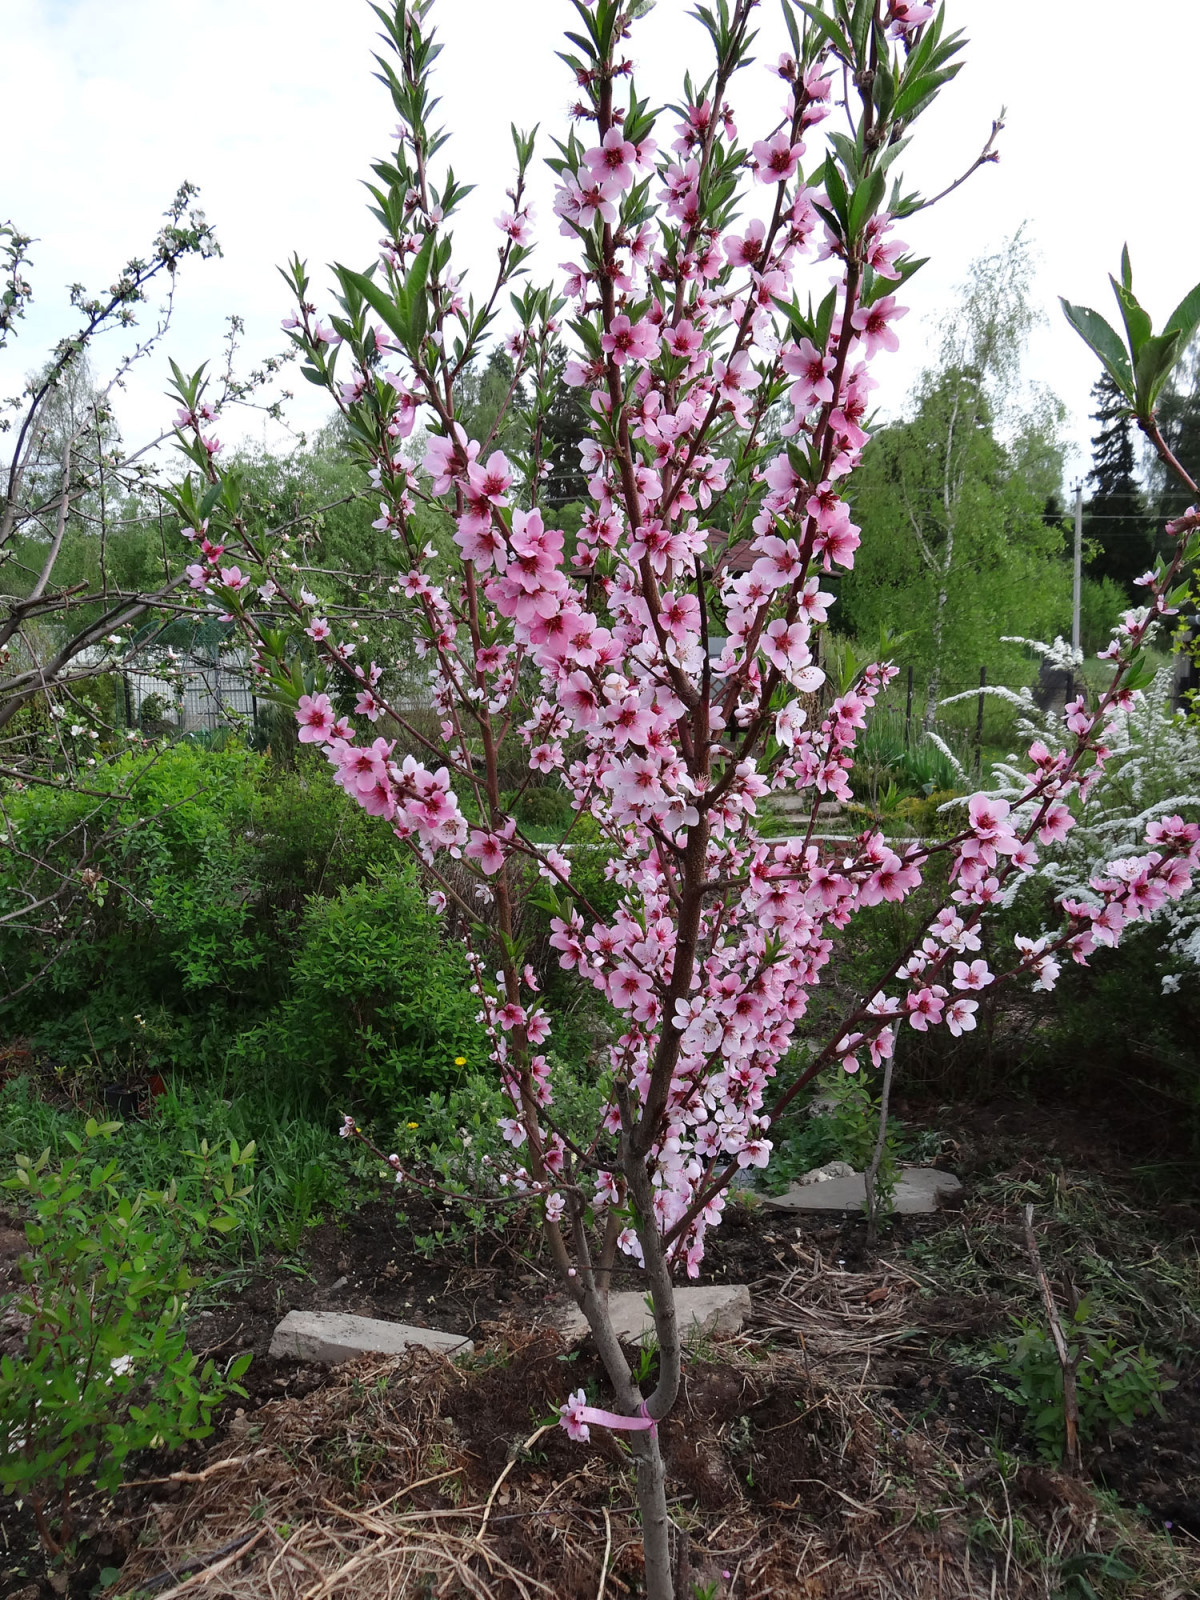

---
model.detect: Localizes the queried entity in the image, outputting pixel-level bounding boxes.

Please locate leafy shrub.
[383,1054,608,1252]
[855,715,968,798]
[990,1304,1175,1462]
[762,1069,904,1196]
[893,787,968,839]
[0,741,411,1079]
[509,783,574,831]
[0,1121,255,1554]
[558,812,621,923]
[234,870,485,1106]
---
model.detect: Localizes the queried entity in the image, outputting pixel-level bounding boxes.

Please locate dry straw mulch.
[110,1245,1200,1599]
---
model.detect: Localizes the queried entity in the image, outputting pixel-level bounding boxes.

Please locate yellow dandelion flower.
[454,1056,467,1066]
[407,1121,419,1129]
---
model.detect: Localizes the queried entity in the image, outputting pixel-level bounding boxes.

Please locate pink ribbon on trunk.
[559,1390,657,1441]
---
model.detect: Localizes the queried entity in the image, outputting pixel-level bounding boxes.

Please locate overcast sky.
[4,0,1199,484]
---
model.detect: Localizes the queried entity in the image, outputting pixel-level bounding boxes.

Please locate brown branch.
[1023,1203,1081,1474]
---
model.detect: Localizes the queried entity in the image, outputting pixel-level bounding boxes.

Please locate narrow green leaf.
[847,167,886,240]
[814,286,838,351]
[1133,329,1182,416]
[1163,278,1200,346]
[337,265,410,348]
[822,154,849,228]
[1109,277,1152,360]
[404,229,437,351]
[1059,298,1133,397]
[798,2,852,59]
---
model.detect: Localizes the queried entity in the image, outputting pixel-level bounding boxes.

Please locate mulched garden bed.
[2,1093,1199,1598]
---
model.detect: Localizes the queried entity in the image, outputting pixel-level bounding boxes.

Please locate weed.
[986,1306,1175,1461]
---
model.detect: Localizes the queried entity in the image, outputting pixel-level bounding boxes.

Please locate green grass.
[907,1163,1200,1360]
[0,1071,352,1260]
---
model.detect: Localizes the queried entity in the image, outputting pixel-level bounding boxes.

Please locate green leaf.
[1133,329,1182,416]
[337,265,409,348]
[1109,276,1152,359]
[1059,298,1133,398]
[1163,277,1200,347]
[822,154,849,229]
[814,286,838,351]
[404,229,436,348]
[798,1,852,58]
[847,167,886,241]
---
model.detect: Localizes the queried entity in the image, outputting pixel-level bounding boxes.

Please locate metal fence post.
[974,665,987,774]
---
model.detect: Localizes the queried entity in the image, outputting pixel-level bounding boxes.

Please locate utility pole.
[1072,481,1083,655]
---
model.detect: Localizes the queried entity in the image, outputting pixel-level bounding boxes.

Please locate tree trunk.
[633,1428,674,1598]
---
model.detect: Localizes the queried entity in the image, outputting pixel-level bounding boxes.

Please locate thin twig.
[146,1528,269,1597]
[123,1454,249,1489]
[597,1505,613,1600]
[1022,1202,1081,1473]
[476,1423,551,1545]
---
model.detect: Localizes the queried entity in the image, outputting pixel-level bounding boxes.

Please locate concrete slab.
[269,1309,472,1365]
[762,1166,962,1215]
[555,1284,750,1345]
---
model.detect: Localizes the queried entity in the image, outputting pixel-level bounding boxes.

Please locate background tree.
[0,190,243,762]
[839,235,1070,723]
[1148,334,1200,523]
[1082,372,1156,596]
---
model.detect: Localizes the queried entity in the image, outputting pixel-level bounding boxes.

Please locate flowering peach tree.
[162,2,1200,1590]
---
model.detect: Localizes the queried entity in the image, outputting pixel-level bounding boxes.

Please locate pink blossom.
[723,219,766,269]
[495,208,534,245]
[601,315,660,366]
[559,1389,591,1442]
[752,130,804,184]
[952,959,993,992]
[585,128,637,191]
[466,450,513,507]
[296,693,335,744]
[887,1,934,36]
[466,829,508,875]
[663,320,703,361]
[782,337,835,409]
[905,986,946,1031]
[1037,802,1074,845]
[849,296,907,358]
[945,997,978,1037]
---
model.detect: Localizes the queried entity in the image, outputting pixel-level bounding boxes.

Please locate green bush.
[762,1068,904,1197]
[0,740,607,1117]
[232,870,485,1106]
[509,782,574,831]
[0,1072,351,1259]
[0,1122,254,1555]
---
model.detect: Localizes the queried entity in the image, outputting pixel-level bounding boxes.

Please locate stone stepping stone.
[762,1166,962,1215]
[554,1284,750,1345]
[269,1309,472,1365]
